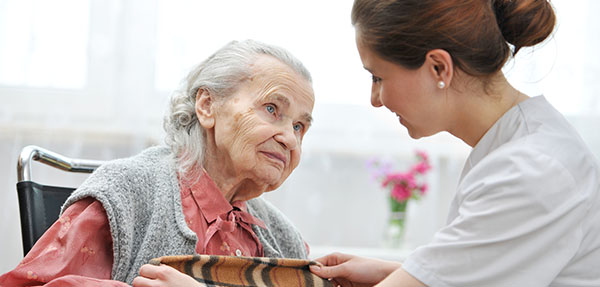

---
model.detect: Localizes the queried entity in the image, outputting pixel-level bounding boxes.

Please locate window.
[0,0,90,89]
[505,0,600,116]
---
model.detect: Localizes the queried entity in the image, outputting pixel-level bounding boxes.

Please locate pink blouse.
[0,170,271,286]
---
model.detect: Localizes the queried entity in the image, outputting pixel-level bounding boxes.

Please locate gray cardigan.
[62,146,308,284]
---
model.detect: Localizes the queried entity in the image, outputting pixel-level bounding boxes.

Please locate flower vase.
[383,197,407,249]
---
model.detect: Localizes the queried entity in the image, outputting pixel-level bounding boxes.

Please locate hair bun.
[493,0,556,55]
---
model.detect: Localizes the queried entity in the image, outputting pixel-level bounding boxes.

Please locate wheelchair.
[16,145,105,256]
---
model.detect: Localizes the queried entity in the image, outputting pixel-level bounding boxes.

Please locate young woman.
[311,1,600,286]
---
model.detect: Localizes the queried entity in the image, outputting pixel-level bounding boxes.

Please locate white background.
[1,0,599,274]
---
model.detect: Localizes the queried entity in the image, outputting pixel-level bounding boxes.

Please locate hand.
[132,264,206,287]
[309,252,402,287]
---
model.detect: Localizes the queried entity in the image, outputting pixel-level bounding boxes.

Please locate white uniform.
[403,96,600,287]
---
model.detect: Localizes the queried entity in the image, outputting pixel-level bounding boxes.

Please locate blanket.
[150,255,333,287]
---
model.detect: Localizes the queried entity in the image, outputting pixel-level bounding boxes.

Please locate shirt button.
[235,249,242,256]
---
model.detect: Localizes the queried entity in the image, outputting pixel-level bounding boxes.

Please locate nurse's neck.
[447,72,528,148]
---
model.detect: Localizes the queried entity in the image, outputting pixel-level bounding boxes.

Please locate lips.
[260,151,287,167]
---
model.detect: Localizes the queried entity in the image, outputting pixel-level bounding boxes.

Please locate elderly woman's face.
[200,55,314,199]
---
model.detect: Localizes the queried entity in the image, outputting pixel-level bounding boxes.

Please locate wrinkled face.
[210,55,314,193]
[355,33,443,139]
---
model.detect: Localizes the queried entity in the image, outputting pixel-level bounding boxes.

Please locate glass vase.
[383,197,407,249]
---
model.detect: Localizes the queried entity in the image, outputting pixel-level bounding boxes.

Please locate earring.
[437,81,446,89]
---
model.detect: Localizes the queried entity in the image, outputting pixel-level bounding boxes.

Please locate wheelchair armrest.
[17,145,105,182]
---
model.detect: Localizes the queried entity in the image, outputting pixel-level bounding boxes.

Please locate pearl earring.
[437,81,446,89]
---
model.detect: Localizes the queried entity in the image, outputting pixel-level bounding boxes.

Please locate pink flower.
[419,183,428,195]
[369,150,431,204]
[416,150,429,161]
[404,174,417,190]
[391,184,411,202]
[382,172,414,188]
[411,161,431,174]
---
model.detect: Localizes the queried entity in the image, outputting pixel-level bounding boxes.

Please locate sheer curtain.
[1,0,598,273]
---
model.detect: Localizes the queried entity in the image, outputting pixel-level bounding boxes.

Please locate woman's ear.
[195,89,216,129]
[426,49,454,89]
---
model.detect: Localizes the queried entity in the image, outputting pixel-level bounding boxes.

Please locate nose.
[371,86,383,107]
[274,124,298,151]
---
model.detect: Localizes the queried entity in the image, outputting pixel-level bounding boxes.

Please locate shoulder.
[80,146,174,187]
[96,146,173,176]
[63,146,177,211]
[463,143,569,195]
[517,97,600,191]
[460,138,597,214]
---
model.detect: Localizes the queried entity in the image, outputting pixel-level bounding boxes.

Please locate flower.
[369,151,432,248]
[368,150,432,204]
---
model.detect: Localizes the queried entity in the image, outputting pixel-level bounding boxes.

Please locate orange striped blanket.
[150,255,333,287]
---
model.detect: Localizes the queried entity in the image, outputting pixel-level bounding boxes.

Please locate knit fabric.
[61,146,308,284]
[150,255,333,287]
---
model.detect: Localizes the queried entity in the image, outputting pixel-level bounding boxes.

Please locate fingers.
[311,252,355,279]
[133,264,165,287]
[309,264,328,278]
[314,252,352,266]
[131,275,155,287]
[138,263,183,281]
[138,264,163,279]
[310,264,344,280]
[136,263,204,287]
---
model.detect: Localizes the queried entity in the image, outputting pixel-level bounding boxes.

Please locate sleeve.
[0,198,130,287]
[402,148,587,287]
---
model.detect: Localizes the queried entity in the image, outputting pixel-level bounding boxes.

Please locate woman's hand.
[309,252,402,287]
[132,264,205,287]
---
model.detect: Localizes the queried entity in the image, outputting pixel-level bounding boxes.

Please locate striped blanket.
[149,255,333,287]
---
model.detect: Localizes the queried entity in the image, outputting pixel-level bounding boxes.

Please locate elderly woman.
[0,39,315,287]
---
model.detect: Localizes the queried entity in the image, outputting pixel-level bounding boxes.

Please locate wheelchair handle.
[17,145,105,182]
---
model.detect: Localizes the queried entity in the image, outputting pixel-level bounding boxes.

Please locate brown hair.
[351,0,556,77]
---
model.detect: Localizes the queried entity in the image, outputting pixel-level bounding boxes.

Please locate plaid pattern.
[150,255,333,287]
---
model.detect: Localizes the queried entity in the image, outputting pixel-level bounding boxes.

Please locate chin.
[408,127,441,139]
[406,128,424,139]
[263,184,281,193]
[255,171,286,189]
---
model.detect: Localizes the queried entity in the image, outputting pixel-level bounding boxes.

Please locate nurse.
[310,0,600,286]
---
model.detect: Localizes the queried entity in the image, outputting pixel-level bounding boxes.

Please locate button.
[235,249,242,256]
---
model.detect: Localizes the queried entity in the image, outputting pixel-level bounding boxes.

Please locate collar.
[180,169,265,227]
[460,95,545,180]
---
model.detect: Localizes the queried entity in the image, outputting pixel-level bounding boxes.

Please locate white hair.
[163,39,312,179]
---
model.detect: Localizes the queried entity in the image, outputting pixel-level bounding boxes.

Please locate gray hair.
[163,39,312,178]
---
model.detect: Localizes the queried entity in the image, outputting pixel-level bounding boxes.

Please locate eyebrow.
[302,113,313,127]
[268,94,290,109]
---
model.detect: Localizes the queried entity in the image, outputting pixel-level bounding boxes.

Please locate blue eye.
[293,123,304,132]
[266,105,275,114]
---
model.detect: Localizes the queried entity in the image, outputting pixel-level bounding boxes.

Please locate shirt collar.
[181,169,253,223]
[460,95,545,180]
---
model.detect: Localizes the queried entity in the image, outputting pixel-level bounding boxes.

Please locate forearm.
[45,275,130,287]
[374,259,403,281]
[0,269,129,287]
[0,199,122,287]
[375,266,426,287]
